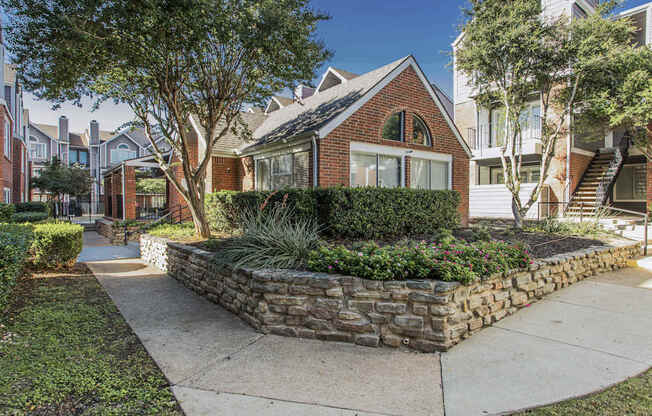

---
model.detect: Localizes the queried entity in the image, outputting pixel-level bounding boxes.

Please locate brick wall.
[569,151,594,194]
[124,166,136,220]
[12,139,26,203]
[211,156,240,191]
[0,110,12,201]
[318,66,470,224]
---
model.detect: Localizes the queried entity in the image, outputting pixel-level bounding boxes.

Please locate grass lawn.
[0,266,182,415]
[518,367,651,415]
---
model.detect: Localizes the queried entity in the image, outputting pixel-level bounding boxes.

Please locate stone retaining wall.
[140,234,640,352]
[96,218,141,245]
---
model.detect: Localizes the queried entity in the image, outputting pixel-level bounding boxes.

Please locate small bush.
[307,239,532,284]
[11,211,49,223]
[0,203,15,222]
[13,201,48,213]
[30,222,84,269]
[0,224,33,312]
[217,204,321,269]
[148,222,197,241]
[526,218,605,237]
[206,187,461,239]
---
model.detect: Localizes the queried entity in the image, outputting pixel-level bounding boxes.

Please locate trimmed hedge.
[0,224,33,312]
[14,201,48,213]
[206,187,461,239]
[31,222,84,269]
[0,203,15,222]
[11,211,49,223]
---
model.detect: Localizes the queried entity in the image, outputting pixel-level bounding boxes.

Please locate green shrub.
[526,218,605,238]
[0,203,15,222]
[217,204,321,269]
[307,239,532,284]
[0,224,33,312]
[11,211,49,223]
[30,222,84,269]
[206,189,317,232]
[148,221,197,241]
[13,201,48,213]
[206,187,461,239]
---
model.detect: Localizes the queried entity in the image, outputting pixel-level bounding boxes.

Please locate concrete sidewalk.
[80,234,652,416]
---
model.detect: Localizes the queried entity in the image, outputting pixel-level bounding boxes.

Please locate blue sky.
[18,0,652,133]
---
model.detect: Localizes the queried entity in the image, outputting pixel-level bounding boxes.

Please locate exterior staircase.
[565,142,629,218]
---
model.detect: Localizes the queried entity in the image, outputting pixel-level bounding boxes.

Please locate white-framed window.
[614,164,646,202]
[350,152,401,188]
[410,158,449,190]
[3,122,9,158]
[255,152,310,191]
[29,136,46,159]
[111,143,137,164]
[3,188,10,203]
[477,164,540,185]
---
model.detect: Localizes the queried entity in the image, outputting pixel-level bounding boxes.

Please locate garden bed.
[141,233,640,352]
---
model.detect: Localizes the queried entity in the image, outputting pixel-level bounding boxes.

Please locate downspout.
[312,134,319,188]
[121,162,126,221]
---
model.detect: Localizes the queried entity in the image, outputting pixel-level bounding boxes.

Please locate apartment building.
[453,0,652,219]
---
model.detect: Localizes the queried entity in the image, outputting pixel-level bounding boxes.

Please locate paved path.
[80,233,652,416]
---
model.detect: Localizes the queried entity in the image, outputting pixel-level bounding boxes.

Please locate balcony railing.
[468,121,541,152]
[110,148,138,165]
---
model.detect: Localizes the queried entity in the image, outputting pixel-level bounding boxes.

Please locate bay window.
[410,158,449,190]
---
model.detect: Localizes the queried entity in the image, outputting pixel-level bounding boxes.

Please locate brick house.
[453,0,652,219]
[103,55,471,224]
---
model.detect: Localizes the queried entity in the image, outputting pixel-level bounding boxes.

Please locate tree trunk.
[184,184,211,239]
[512,196,523,229]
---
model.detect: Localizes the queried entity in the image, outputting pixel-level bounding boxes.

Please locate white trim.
[350,141,453,163]
[315,67,349,94]
[102,130,146,149]
[264,97,289,114]
[571,147,596,157]
[318,56,473,158]
[253,141,311,161]
[241,136,313,157]
[410,156,453,190]
[188,114,207,147]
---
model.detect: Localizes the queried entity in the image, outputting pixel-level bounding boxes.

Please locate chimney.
[58,115,69,142]
[90,120,99,145]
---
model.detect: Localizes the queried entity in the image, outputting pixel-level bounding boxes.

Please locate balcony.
[468,122,542,160]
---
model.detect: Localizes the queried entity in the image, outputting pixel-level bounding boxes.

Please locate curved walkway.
[80,232,652,416]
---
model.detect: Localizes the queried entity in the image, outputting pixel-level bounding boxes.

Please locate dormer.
[264,95,294,114]
[315,67,358,94]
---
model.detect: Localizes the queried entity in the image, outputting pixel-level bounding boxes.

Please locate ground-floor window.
[478,164,540,185]
[255,151,309,190]
[410,158,449,190]
[3,188,10,203]
[350,152,400,188]
[614,164,646,201]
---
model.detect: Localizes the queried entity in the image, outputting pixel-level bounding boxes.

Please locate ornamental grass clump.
[217,194,321,270]
[307,239,532,284]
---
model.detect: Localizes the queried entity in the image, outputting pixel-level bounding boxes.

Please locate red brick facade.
[0,110,12,202]
[569,152,593,195]
[211,156,240,191]
[12,138,27,203]
[317,66,470,224]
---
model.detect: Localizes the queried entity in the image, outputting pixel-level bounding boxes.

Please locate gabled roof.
[264,95,294,114]
[331,67,359,81]
[69,132,87,148]
[315,66,360,93]
[190,112,268,155]
[241,56,472,157]
[33,123,58,141]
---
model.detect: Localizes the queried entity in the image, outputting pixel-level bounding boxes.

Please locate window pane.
[256,159,271,190]
[412,116,431,146]
[272,155,292,189]
[70,150,78,164]
[491,167,504,184]
[491,107,506,147]
[79,151,88,165]
[378,156,400,188]
[615,166,634,200]
[411,158,429,189]
[430,161,449,190]
[633,165,646,200]
[478,165,490,185]
[382,112,403,141]
[350,153,377,187]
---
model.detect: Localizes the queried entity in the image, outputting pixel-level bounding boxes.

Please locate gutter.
[312,133,319,188]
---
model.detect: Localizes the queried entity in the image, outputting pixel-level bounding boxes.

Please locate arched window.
[118,143,130,149]
[382,111,404,141]
[412,115,432,146]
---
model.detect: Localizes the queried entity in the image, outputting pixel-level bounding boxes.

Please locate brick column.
[104,175,112,217]
[112,170,121,220]
[124,166,137,220]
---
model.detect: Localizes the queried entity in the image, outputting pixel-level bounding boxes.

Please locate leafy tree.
[3,0,331,237]
[31,158,93,215]
[136,178,166,195]
[456,0,636,227]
